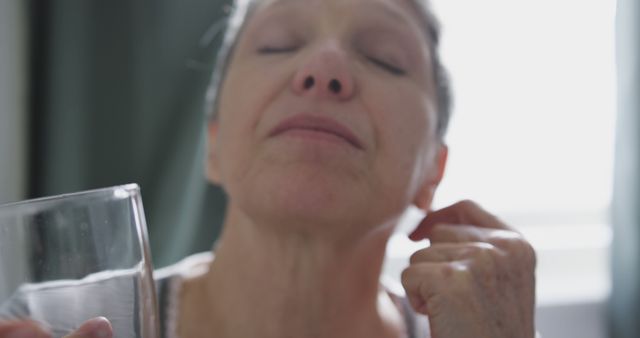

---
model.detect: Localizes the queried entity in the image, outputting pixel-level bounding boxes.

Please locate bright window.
[384,0,616,309]
[432,0,616,225]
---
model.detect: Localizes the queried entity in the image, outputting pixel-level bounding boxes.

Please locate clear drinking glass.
[0,184,159,338]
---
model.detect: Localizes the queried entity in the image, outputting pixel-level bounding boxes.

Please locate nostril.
[304,76,315,90]
[329,79,341,94]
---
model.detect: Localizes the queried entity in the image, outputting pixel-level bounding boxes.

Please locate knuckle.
[424,292,446,313]
[488,246,508,264]
[456,199,479,211]
[512,236,535,255]
[477,243,500,261]
[492,235,537,267]
[471,241,495,252]
[440,263,455,277]
[465,242,494,259]
[444,261,469,280]
[491,232,523,248]
[456,267,475,291]
[520,240,537,267]
[400,267,414,285]
[468,248,496,271]
[466,244,509,285]
[409,250,425,264]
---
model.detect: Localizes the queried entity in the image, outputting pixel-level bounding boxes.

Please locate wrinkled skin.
[404,200,536,338]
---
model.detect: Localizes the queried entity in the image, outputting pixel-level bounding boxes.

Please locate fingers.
[428,224,491,243]
[0,317,112,338]
[401,261,470,315]
[409,200,513,241]
[403,200,537,337]
[404,243,506,314]
[429,224,523,244]
[419,224,535,266]
[409,242,503,265]
[63,317,113,338]
[0,320,50,338]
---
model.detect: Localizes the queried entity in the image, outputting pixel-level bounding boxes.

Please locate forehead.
[249,0,425,28]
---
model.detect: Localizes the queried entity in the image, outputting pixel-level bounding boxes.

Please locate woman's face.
[209,0,447,234]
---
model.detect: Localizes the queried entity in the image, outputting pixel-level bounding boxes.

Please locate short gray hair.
[204,0,452,140]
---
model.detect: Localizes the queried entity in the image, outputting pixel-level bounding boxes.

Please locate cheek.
[373,84,434,164]
[213,64,292,186]
[214,73,261,184]
[365,82,437,197]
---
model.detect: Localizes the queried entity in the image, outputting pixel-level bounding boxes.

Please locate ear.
[413,144,448,211]
[205,121,222,184]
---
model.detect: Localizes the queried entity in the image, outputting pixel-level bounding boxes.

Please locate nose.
[291,43,355,101]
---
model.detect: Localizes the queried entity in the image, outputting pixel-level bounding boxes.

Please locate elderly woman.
[0,0,536,337]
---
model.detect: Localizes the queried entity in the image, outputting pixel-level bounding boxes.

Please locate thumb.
[64,317,112,338]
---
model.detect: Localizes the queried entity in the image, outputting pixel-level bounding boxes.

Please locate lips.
[269,114,364,150]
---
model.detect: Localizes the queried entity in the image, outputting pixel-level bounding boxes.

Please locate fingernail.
[75,317,112,338]
[5,326,42,338]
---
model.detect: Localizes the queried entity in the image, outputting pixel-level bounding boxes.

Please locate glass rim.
[0,183,140,210]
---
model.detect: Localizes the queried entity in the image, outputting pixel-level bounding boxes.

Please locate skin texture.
[405,201,536,338]
[0,317,112,338]
[207,0,446,235]
[0,0,536,337]
[187,0,449,336]
[196,0,535,337]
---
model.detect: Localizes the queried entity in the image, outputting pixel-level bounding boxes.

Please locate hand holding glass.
[0,185,159,338]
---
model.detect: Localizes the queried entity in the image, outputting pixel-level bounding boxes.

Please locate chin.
[235,164,371,231]
[274,169,352,214]
[223,154,409,236]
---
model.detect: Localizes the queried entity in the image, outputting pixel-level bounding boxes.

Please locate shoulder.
[154,252,214,283]
[154,252,214,338]
[154,251,214,314]
[152,253,430,338]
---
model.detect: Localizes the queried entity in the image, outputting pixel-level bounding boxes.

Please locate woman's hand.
[402,200,536,338]
[0,317,112,338]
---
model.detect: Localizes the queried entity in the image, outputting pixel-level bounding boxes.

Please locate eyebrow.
[366,1,414,25]
[355,1,425,45]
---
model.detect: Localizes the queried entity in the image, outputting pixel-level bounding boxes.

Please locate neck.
[181,206,404,338]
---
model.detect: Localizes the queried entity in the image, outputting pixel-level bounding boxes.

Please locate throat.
[179,271,405,338]
[176,225,404,338]
[175,208,405,338]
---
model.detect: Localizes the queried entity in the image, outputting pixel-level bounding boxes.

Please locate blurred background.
[0,0,637,337]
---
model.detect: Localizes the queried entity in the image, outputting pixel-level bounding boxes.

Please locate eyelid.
[365,55,406,76]
[252,21,304,55]
[257,46,299,54]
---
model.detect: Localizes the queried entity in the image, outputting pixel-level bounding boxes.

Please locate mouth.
[268,114,364,150]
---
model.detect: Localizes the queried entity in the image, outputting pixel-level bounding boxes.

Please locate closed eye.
[257,46,298,54]
[366,56,406,76]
